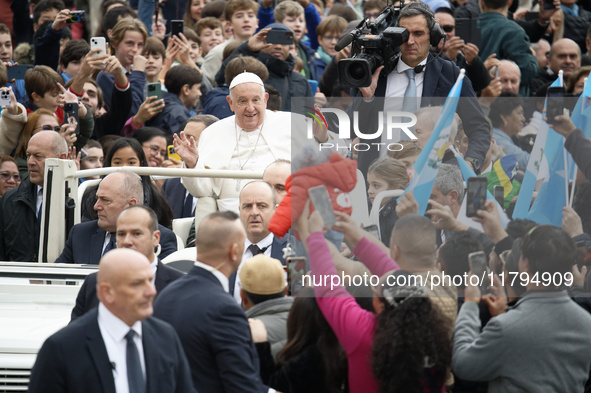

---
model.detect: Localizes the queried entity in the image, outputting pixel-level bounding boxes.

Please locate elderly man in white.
[174,72,342,212]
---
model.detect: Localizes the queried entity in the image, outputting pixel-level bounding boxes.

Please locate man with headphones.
[353,2,491,178]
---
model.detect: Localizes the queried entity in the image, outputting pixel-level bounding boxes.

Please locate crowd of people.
[1,0,591,391]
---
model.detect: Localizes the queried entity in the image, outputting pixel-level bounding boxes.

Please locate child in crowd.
[366,157,410,244]
[182,28,203,66]
[195,17,225,58]
[314,15,346,78]
[184,0,211,27]
[273,1,320,80]
[142,37,166,85]
[23,65,64,121]
[201,0,259,83]
[59,40,89,83]
[96,18,147,116]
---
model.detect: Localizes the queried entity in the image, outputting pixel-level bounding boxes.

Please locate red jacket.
[269,153,358,237]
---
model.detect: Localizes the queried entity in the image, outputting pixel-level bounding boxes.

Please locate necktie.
[229,244,271,295]
[37,189,43,222]
[229,272,237,296]
[125,330,145,393]
[103,233,117,256]
[182,192,194,218]
[402,69,417,115]
[248,244,270,256]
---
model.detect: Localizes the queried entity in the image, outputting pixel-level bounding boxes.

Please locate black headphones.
[395,3,445,48]
[394,3,446,73]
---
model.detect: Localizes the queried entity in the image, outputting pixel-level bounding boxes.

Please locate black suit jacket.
[161,178,194,219]
[270,235,287,266]
[55,220,178,264]
[71,261,184,321]
[153,265,266,393]
[28,308,196,393]
[354,54,491,177]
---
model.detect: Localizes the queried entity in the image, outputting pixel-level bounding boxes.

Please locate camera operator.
[351,2,491,178]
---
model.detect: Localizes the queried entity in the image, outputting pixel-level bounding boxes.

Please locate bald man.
[263,159,291,204]
[56,171,178,264]
[530,38,581,95]
[498,60,521,95]
[154,211,268,393]
[28,249,195,393]
[70,205,184,321]
[0,131,67,261]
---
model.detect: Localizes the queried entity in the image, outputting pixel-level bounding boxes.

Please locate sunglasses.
[441,25,454,33]
[36,125,61,132]
[0,172,20,181]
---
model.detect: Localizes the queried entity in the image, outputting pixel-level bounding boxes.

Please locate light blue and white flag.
[401,70,465,215]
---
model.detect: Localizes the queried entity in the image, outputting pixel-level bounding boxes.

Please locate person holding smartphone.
[215,24,313,111]
[96,18,148,118]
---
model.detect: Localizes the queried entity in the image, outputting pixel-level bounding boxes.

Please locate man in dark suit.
[153,211,267,393]
[230,181,287,301]
[28,248,195,393]
[161,177,197,219]
[71,205,184,321]
[56,171,177,264]
[353,2,491,177]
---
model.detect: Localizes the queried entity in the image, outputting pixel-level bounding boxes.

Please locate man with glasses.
[315,15,347,79]
[0,131,68,261]
[435,7,490,92]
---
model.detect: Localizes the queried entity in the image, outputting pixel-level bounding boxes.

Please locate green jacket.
[478,12,539,96]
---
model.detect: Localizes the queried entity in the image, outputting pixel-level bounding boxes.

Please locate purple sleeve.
[353,236,400,276]
[307,232,375,354]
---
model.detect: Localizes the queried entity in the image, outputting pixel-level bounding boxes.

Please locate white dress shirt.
[194,260,230,292]
[97,303,146,393]
[232,233,274,303]
[380,58,428,154]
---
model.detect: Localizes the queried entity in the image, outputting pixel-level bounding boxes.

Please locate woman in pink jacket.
[300,210,451,393]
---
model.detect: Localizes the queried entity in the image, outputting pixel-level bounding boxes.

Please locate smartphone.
[546,86,565,125]
[267,30,295,45]
[167,145,181,161]
[90,37,107,56]
[145,82,162,100]
[6,65,33,80]
[468,250,489,293]
[287,256,307,296]
[63,102,79,135]
[542,0,555,11]
[171,20,184,37]
[308,79,318,95]
[493,185,504,208]
[455,18,481,47]
[308,185,336,226]
[425,202,433,220]
[0,89,10,107]
[525,11,540,20]
[466,177,487,218]
[67,10,86,23]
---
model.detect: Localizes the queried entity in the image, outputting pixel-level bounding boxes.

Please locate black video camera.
[337,2,408,88]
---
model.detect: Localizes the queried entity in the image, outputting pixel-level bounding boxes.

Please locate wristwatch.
[465,157,481,173]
